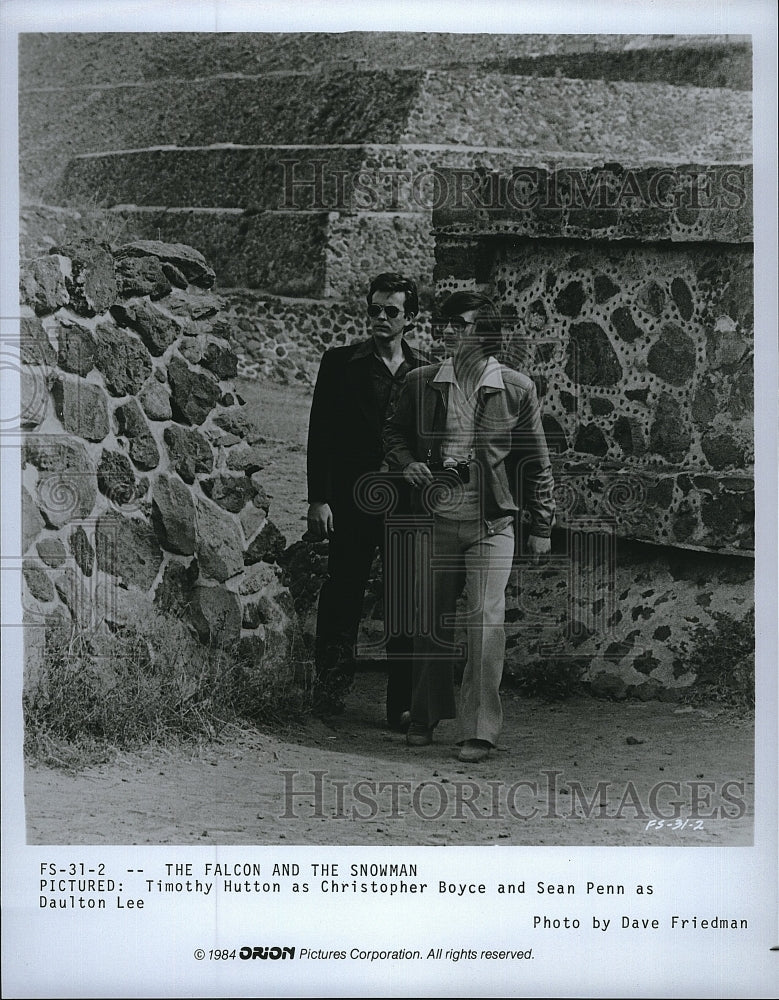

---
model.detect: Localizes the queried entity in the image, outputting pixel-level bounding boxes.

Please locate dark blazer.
[383,360,556,536]
[306,337,427,505]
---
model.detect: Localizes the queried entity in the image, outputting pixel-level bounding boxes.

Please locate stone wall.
[432,163,754,555]
[281,525,754,702]
[221,291,434,386]
[501,532,753,699]
[16,35,754,701]
[20,206,437,387]
[20,239,301,690]
[428,161,754,695]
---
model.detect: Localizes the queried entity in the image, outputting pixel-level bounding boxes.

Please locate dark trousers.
[315,498,413,724]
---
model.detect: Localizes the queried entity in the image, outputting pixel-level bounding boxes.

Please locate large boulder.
[69,525,94,577]
[163,424,214,483]
[52,240,118,315]
[114,254,172,299]
[97,450,137,506]
[111,299,182,356]
[200,473,258,514]
[19,255,70,315]
[20,315,56,366]
[113,241,216,289]
[93,323,152,396]
[194,496,244,582]
[190,584,242,644]
[114,399,160,470]
[151,475,196,555]
[57,319,96,376]
[23,437,97,527]
[52,375,110,442]
[95,510,164,590]
[138,376,172,421]
[167,354,220,426]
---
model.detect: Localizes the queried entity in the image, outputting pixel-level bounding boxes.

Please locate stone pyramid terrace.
[17,33,755,699]
[20,33,751,383]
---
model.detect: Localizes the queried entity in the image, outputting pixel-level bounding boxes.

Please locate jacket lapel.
[345,341,378,426]
[422,373,448,460]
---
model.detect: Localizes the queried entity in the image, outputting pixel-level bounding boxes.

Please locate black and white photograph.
[2,0,777,997]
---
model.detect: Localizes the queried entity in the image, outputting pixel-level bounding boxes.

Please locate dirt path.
[23,381,754,846]
[25,671,753,846]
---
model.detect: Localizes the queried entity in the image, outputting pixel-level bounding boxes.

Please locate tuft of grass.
[510,656,587,702]
[23,730,120,773]
[56,188,133,249]
[24,609,310,768]
[679,608,754,710]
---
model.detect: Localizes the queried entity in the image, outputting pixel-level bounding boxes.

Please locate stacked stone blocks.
[17,35,755,701]
[20,239,297,687]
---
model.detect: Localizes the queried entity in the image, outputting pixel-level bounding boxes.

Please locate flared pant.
[410,515,514,745]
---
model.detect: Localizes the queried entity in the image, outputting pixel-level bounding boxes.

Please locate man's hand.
[307,501,333,541]
[527,533,551,565]
[403,461,434,488]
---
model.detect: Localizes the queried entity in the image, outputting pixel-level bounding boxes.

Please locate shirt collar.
[348,337,421,365]
[433,356,504,390]
[349,338,376,361]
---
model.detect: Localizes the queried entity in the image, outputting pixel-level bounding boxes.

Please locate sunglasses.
[367,303,403,319]
[431,314,474,337]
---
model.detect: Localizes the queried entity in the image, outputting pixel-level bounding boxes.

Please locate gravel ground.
[25,671,753,846]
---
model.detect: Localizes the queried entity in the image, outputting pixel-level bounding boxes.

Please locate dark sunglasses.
[367,303,403,319]
[431,314,473,337]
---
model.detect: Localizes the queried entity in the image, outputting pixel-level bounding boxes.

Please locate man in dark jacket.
[383,290,555,762]
[306,272,427,726]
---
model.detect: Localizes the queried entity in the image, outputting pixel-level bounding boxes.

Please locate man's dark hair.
[367,272,419,318]
[439,290,503,356]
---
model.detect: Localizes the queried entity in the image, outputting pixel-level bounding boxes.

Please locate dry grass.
[679,608,755,711]
[24,609,310,771]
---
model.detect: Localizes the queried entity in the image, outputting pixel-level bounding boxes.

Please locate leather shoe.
[458,739,491,763]
[406,722,435,747]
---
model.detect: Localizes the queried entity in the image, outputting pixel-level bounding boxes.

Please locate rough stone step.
[51,124,751,215]
[401,71,750,158]
[20,70,422,199]
[19,32,745,90]
[23,67,750,199]
[490,42,751,91]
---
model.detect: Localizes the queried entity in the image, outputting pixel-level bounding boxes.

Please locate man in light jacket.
[383,290,555,762]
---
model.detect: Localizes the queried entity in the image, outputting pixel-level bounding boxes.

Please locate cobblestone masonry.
[425,162,754,694]
[280,528,753,701]
[432,163,754,555]
[20,239,303,691]
[497,535,753,699]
